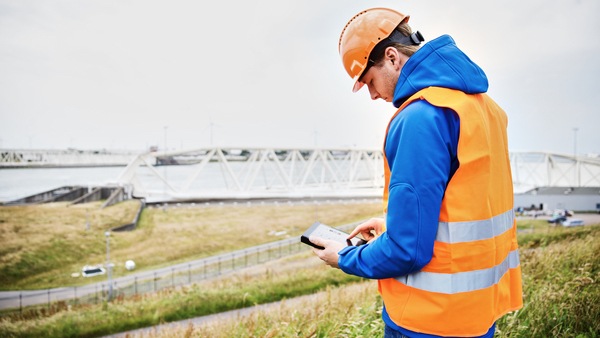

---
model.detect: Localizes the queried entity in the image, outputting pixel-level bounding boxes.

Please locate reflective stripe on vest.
[394,208,519,294]
[437,209,514,243]
[395,249,520,294]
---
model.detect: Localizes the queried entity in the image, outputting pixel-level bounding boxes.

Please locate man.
[310,8,523,338]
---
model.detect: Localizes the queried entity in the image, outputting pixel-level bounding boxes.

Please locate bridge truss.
[2,147,598,202]
[115,147,385,202]
[0,148,139,167]
[116,149,600,202]
[510,151,600,193]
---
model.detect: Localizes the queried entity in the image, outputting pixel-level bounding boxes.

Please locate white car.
[561,219,584,227]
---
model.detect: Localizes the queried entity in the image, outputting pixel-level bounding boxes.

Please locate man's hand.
[310,236,345,269]
[347,218,384,243]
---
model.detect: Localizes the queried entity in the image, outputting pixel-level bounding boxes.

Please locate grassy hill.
[0,202,598,337]
[0,200,382,290]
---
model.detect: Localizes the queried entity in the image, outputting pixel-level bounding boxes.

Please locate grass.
[0,200,382,290]
[146,224,600,338]
[0,253,365,337]
[516,217,599,248]
[0,203,598,337]
[0,201,141,289]
[190,282,385,338]
[497,224,600,337]
[79,223,600,338]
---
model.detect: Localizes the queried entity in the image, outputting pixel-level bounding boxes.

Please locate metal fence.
[0,221,361,313]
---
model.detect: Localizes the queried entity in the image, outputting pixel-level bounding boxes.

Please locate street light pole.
[164,126,168,155]
[163,126,169,200]
[573,127,580,187]
[572,127,579,158]
[105,231,113,301]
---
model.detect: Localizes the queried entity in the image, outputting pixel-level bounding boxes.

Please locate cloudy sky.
[0,0,598,156]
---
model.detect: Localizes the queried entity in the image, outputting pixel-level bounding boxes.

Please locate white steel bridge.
[0,148,139,168]
[510,151,600,193]
[113,148,600,202]
[2,148,599,203]
[115,148,385,202]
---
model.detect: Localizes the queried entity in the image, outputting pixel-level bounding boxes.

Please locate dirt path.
[103,293,320,338]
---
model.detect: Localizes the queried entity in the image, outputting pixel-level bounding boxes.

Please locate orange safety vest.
[380,87,523,336]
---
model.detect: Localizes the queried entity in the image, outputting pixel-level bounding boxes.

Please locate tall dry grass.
[496,224,600,337]
[137,281,383,338]
[0,200,382,289]
[0,252,365,337]
[114,224,600,338]
[0,200,141,289]
[2,202,597,338]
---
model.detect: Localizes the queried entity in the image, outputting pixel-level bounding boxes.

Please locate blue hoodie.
[338,35,496,338]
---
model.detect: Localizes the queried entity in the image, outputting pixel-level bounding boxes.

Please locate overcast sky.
[0,0,598,156]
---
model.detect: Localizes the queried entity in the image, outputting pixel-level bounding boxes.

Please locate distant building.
[514,186,600,212]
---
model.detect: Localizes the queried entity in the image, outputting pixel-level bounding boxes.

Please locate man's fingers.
[348,222,376,240]
[347,228,361,239]
[309,236,343,269]
[348,224,371,238]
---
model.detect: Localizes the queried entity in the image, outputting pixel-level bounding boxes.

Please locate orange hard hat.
[338,8,409,92]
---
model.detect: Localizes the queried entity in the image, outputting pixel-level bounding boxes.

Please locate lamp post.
[105,231,113,301]
[163,126,168,155]
[572,127,578,158]
[573,127,579,187]
[163,126,169,200]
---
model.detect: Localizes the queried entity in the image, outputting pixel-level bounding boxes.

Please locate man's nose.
[367,85,380,100]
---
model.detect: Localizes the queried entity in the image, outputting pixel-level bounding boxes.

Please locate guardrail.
[0,221,361,313]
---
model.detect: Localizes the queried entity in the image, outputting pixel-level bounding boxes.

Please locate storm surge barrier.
[3,147,599,203]
[0,148,140,168]
[116,147,385,203]
[0,220,362,312]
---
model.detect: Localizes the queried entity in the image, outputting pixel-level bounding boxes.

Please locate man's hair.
[370,23,420,65]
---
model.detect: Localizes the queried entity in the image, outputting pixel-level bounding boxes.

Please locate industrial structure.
[2,148,599,210]
[115,147,384,203]
[0,148,139,168]
[509,152,600,211]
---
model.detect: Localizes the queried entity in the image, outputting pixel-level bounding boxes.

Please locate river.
[0,162,309,203]
[0,166,128,203]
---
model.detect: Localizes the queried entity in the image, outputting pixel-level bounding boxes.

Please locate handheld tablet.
[301,222,367,250]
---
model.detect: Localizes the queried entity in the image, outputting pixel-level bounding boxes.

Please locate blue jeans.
[384,324,410,338]
[384,323,496,338]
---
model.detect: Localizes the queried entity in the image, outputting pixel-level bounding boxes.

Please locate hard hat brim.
[352,80,365,93]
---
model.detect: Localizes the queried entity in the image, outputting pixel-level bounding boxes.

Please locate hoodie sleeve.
[338,100,459,279]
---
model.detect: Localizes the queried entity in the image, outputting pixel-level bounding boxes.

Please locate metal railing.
[0,221,361,313]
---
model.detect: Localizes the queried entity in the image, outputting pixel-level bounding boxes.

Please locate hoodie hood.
[393,35,489,108]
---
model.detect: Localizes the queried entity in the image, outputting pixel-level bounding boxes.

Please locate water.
[0,159,381,203]
[0,165,228,203]
[0,167,127,203]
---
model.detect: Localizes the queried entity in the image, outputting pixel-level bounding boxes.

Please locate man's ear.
[385,47,400,69]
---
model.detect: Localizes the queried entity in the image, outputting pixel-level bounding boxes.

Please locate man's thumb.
[309,236,324,247]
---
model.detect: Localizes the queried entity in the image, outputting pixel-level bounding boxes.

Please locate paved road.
[0,235,307,310]
[521,212,600,224]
